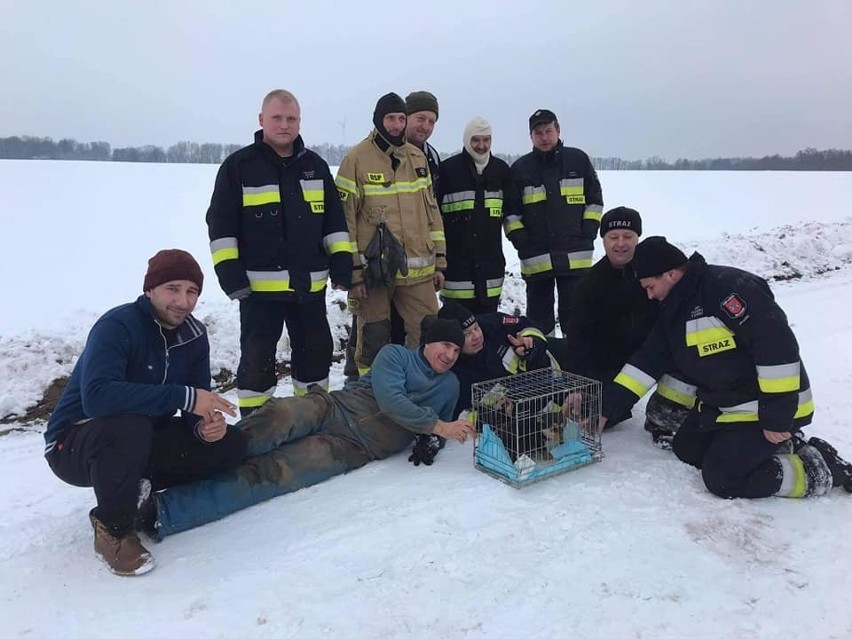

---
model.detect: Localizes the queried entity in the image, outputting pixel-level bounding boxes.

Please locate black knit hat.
[437,300,477,330]
[143,249,204,292]
[632,236,688,279]
[373,92,407,146]
[405,91,439,119]
[420,316,465,349]
[600,206,643,238]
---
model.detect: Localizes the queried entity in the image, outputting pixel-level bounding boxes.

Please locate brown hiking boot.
[89,510,155,576]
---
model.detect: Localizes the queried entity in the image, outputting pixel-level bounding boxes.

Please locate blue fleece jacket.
[44,295,210,453]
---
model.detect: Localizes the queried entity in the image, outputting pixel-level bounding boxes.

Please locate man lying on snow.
[598,236,852,499]
[135,316,476,540]
[44,250,247,577]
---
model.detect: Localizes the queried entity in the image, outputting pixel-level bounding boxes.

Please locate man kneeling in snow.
[137,316,475,540]
[599,236,852,499]
[44,250,247,576]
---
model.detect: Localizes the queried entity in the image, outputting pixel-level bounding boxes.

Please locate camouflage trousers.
[155,389,413,538]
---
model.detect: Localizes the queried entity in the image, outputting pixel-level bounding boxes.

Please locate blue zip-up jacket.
[44,295,210,453]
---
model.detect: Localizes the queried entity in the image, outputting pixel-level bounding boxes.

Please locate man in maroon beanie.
[44,249,246,577]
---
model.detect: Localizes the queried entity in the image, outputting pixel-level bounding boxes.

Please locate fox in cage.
[471,369,603,486]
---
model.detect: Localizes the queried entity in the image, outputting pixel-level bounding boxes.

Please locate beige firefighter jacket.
[335,132,446,287]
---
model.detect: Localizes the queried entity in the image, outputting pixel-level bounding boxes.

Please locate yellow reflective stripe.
[250,279,293,292]
[300,179,324,202]
[716,411,759,423]
[519,327,546,341]
[583,206,603,222]
[358,365,371,376]
[429,230,445,242]
[327,241,352,254]
[656,375,697,409]
[236,386,275,408]
[441,289,475,299]
[441,201,475,213]
[403,265,436,279]
[794,399,815,419]
[614,372,649,398]
[521,254,552,276]
[503,216,524,233]
[484,198,503,208]
[759,376,801,393]
[335,175,359,195]
[210,238,239,265]
[685,318,733,346]
[559,185,583,196]
[522,192,546,205]
[309,280,327,292]
[212,247,238,265]
[242,185,281,207]
[486,286,502,298]
[777,454,808,498]
[363,177,430,196]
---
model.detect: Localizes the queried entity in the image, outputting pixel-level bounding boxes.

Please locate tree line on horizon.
[1,135,851,171]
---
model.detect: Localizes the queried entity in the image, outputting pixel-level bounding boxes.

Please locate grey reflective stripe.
[443,280,475,290]
[486,277,504,287]
[658,374,697,397]
[523,185,545,196]
[775,455,798,496]
[210,237,238,251]
[501,347,519,373]
[442,190,477,204]
[483,190,503,199]
[686,317,727,332]
[504,215,522,223]
[585,203,603,214]
[718,400,760,414]
[323,231,351,249]
[800,388,813,404]
[756,363,801,379]
[237,386,276,399]
[621,363,657,389]
[567,250,594,261]
[242,185,278,195]
[299,179,324,190]
[310,270,330,282]
[246,270,290,280]
[407,256,435,268]
[559,178,583,189]
[358,253,367,265]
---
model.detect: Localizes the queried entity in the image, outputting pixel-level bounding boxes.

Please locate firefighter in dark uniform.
[207,90,353,416]
[439,117,512,314]
[438,300,555,418]
[504,109,603,336]
[599,236,852,499]
[560,207,690,446]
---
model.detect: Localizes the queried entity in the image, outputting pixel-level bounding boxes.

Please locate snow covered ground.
[1,160,851,638]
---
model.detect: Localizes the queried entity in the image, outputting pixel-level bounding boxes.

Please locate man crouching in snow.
[44,250,247,576]
[599,236,852,499]
[138,316,475,540]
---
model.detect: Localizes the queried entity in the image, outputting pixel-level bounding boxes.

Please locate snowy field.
[1,160,851,638]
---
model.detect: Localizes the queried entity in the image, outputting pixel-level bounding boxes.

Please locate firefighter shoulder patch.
[502,316,519,325]
[721,293,747,319]
[416,167,428,178]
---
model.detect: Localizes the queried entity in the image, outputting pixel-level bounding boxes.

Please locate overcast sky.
[2,0,850,159]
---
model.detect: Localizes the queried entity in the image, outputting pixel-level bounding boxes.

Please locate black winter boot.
[796,445,834,497]
[808,437,852,493]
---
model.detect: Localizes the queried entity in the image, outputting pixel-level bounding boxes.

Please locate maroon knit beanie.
[143,249,204,293]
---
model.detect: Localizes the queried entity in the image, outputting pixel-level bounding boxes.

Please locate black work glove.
[408,434,442,466]
[520,336,549,368]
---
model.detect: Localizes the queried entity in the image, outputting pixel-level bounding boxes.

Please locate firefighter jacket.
[452,312,550,417]
[563,256,659,382]
[504,141,603,280]
[206,132,353,301]
[335,131,446,287]
[438,150,511,304]
[603,253,814,434]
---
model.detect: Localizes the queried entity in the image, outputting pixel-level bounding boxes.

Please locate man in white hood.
[437,117,512,313]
